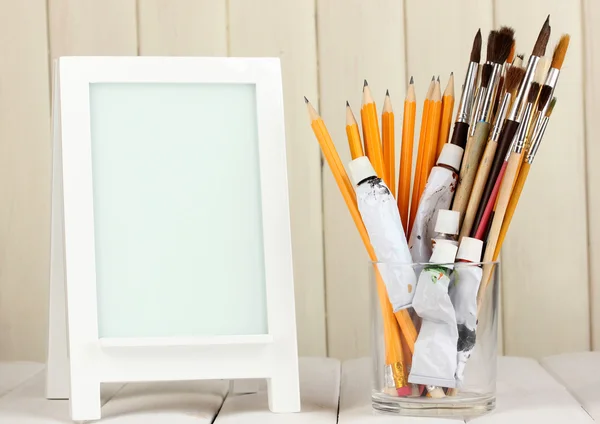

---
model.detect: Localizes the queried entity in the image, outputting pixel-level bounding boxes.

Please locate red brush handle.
[475,161,508,240]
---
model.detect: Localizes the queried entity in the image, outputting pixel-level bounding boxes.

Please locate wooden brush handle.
[477,152,522,304]
[493,163,531,261]
[472,120,520,235]
[452,122,491,224]
[459,139,498,240]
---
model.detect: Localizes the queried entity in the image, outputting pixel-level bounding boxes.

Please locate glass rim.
[369,260,500,267]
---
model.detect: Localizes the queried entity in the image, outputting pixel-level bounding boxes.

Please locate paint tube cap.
[429,241,458,264]
[436,143,464,171]
[348,156,377,186]
[434,210,460,235]
[457,237,484,263]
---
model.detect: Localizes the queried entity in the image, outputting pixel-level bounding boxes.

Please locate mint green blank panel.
[89,83,268,338]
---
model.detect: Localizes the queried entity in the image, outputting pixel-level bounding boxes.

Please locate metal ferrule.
[456,61,479,123]
[514,103,533,154]
[508,55,540,122]
[478,63,503,123]
[526,117,549,164]
[545,67,560,89]
[491,93,511,142]
[469,86,486,136]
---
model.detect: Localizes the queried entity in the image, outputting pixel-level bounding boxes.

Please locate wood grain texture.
[228,0,326,356]
[471,357,594,423]
[316,0,407,360]
[541,352,600,420]
[48,0,137,58]
[494,2,590,358]
[214,358,340,424]
[137,0,227,55]
[0,0,51,361]
[582,0,600,351]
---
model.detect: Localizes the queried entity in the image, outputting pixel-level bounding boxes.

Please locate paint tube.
[449,237,484,387]
[409,144,463,263]
[432,209,460,250]
[349,157,417,310]
[408,242,459,388]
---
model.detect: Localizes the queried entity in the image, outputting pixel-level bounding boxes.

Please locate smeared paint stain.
[457,324,476,352]
[407,284,413,293]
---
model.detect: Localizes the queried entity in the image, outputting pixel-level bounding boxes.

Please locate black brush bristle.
[486,31,498,62]
[481,64,493,88]
[471,29,482,62]
[528,82,540,103]
[532,16,551,56]
[537,85,552,111]
[495,26,515,63]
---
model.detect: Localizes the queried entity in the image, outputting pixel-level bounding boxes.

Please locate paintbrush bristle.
[551,34,571,70]
[506,65,526,94]
[495,26,515,64]
[481,63,493,88]
[534,57,547,84]
[471,29,482,62]
[537,85,552,111]
[508,41,516,63]
[486,31,498,62]
[528,82,540,103]
[532,16,551,56]
[546,97,557,116]
[513,55,523,68]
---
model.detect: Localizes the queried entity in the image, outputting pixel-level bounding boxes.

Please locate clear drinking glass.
[370,261,499,418]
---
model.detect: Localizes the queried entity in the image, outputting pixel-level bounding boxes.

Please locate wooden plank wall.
[0,0,594,361]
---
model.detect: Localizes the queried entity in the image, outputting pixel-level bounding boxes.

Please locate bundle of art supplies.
[306,15,569,398]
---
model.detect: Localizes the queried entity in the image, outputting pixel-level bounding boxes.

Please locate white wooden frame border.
[48,57,300,421]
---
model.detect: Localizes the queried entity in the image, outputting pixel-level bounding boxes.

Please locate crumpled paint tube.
[349,157,417,311]
[408,242,459,388]
[449,237,484,386]
[409,144,463,263]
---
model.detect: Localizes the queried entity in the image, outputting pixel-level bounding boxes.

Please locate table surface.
[0,354,598,423]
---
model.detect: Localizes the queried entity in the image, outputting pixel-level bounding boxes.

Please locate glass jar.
[370,261,499,418]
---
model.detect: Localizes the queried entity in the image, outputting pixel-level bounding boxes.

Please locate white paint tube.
[449,237,484,387]
[408,242,459,388]
[409,144,463,263]
[349,157,417,311]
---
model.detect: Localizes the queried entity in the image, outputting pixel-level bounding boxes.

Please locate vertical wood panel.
[137,0,227,55]
[495,2,589,357]
[228,0,326,356]
[583,0,600,350]
[48,0,137,59]
[0,1,51,360]
[317,0,407,359]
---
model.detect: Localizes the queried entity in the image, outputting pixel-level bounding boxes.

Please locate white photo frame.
[46,57,300,421]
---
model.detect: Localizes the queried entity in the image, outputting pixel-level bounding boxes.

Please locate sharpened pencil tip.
[450,71,454,76]
[431,75,435,81]
[346,100,350,107]
[364,79,368,88]
[386,89,390,96]
[437,76,440,82]
[304,96,309,103]
[410,76,414,84]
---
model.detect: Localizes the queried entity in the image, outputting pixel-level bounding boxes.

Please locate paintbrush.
[533,35,570,137]
[477,98,557,308]
[471,15,551,237]
[459,64,525,240]
[449,29,481,150]
[452,29,513,227]
[474,59,548,241]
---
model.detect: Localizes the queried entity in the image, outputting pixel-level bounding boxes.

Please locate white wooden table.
[0,355,597,423]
